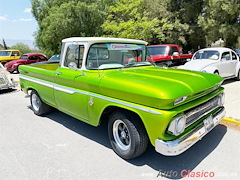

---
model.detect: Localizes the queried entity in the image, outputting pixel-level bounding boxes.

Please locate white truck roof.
[62,37,148,45]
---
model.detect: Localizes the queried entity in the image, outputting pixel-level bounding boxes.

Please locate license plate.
[204,115,214,131]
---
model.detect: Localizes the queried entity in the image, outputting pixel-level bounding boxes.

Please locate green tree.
[32,0,114,56]
[102,0,173,44]
[0,44,3,50]
[199,0,240,48]
[11,43,32,54]
[102,0,205,51]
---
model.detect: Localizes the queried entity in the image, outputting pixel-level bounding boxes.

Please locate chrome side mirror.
[68,62,77,70]
[172,52,179,56]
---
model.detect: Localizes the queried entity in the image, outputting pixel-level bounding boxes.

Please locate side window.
[170,47,178,55]
[12,51,20,56]
[231,51,237,60]
[64,45,84,68]
[38,55,47,60]
[221,52,230,60]
[29,56,36,60]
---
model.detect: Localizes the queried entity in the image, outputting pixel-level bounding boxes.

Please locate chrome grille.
[185,96,220,127]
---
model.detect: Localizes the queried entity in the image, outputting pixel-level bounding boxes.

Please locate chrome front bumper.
[155,107,225,156]
[0,82,18,90]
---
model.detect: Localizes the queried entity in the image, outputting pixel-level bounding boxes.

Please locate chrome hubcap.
[32,94,40,111]
[113,120,130,151]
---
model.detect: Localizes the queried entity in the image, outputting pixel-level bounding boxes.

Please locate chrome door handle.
[56,72,62,75]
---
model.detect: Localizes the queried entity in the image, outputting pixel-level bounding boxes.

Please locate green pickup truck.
[19,37,225,159]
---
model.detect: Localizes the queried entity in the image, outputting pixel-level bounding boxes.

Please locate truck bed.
[20,63,59,82]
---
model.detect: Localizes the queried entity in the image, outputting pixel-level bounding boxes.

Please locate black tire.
[214,71,219,75]
[30,90,52,115]
[16,66,20,73]
[108,111,148,159]
[236,70,240,81]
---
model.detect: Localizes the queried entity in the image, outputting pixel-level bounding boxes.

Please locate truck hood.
[98,66,223,109]
[178,59,217,71]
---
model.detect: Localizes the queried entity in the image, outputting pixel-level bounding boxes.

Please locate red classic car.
[147,44,193,66]
[5,53,48,73]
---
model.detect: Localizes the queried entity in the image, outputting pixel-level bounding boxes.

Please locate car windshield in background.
[49,54,60,61]
[193,50,220,60]
[86,43,152,69]
[0,51,11,56]
[147,46,168,56]
[20,55,28,59]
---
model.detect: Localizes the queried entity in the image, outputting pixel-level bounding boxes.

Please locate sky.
[0,0,38,41]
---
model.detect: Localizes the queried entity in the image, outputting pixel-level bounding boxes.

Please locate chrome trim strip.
[155,107,225,156]
[19,74,54,89]
[19,74,162,115]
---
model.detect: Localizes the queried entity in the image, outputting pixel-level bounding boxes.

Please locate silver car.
[0,63,17,90]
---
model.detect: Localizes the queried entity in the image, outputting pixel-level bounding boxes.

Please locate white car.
[0,63,17,90]
[178,47,240,80]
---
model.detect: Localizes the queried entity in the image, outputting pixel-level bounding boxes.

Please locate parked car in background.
[32,54,60,65]
[235,49,240,57]
[5,53,48,73]
[178,47,240,80]
[0,49,21,66]
[147,44,193,66]
[49,54,60,62]
[0,63,17,90]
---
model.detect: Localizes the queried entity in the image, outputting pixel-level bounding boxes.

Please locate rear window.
[20,55,28,59]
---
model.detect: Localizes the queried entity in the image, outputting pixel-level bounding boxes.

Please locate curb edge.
[221,117,240,126]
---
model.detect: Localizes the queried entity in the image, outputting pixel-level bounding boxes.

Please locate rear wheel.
[236,69,240,81]
[108,111,148,159]
[30,90,52,115]
[16,66,20,73]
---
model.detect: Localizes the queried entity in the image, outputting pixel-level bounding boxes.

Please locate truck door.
[53,44,89,122]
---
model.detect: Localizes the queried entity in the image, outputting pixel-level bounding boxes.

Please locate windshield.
[20,55,28,59]
[86,43,153,69]
[193,50,220,60]
[147,46,168,56]
[0,51,11,56]
[49,54,60,61]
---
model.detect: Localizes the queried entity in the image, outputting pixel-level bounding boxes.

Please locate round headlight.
[168,115,186,136]
[176,116,186,134]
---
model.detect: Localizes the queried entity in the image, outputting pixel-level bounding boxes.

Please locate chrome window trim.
[19,74,162,115]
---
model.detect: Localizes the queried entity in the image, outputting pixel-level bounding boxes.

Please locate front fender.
[202,66,218,74]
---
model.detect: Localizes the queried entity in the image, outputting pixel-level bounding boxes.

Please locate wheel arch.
[202,66,219,74]
[99,105,149,137]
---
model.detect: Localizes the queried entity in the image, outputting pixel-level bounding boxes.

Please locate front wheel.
[108,111,148,159]
[30,90,52,115]
[236,69,240,81]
